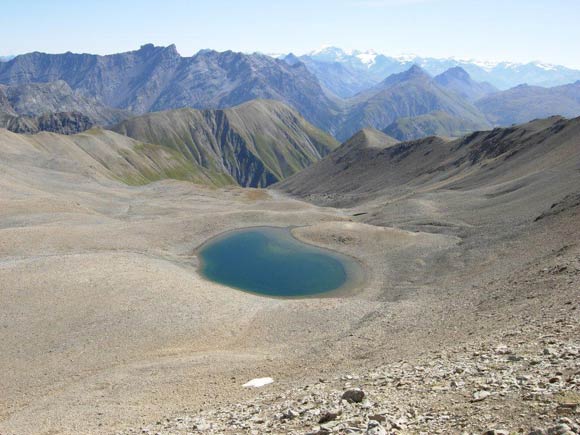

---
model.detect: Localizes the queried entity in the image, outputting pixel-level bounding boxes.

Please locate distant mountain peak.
[434,66,498,102]
[137,43,179,56]
[307,46,380,67]
[406,64,427,75]
[437,66,471,81]
[381,64,430,86]
[284,53,301,66]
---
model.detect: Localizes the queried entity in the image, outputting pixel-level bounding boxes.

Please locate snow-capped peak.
[308,45,349,60]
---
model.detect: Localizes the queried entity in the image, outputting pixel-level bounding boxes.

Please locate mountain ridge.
[111,99,338,187]
[276,115,580,226]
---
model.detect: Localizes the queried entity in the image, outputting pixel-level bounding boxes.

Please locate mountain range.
[1,44,580,143]
[0,44,339,133]
[291,46,580,96]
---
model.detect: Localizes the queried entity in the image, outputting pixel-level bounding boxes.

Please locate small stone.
[341,388,365,403]
[366,420,387,435]
[318,411,339,424]
[368,414,386,423]
[281,409,299,420]
[471,390,491,402]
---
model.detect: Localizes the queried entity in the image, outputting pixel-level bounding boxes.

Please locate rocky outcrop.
[0,111,93,134]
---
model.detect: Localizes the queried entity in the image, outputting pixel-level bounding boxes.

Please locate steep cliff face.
[112,99,339,187]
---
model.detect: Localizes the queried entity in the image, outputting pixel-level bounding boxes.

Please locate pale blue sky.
[1,0,579,68]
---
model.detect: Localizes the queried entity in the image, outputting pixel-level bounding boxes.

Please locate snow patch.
[356,51,378,67]
[242,377,274,388]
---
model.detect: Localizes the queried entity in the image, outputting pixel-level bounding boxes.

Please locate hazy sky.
[2,0,579,68]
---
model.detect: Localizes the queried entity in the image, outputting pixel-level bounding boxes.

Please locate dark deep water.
[199,227,358,297]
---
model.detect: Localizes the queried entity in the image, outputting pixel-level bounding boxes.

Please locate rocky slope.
[121,310,580,434]
[1,111,578,435]
[112,99,339,187]
[110,115,580,435]
[277,116,580,221]
[0,81,128,126]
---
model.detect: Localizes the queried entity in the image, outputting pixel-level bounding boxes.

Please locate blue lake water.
[199,227,359,297]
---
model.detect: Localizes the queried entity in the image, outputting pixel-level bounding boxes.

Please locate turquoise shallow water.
[199,227,357,297]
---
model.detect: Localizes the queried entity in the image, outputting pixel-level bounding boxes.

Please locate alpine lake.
[198,227,362,297]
